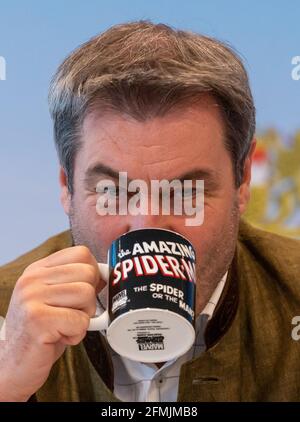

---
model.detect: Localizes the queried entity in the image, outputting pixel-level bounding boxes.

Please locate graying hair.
[49,21,255,193]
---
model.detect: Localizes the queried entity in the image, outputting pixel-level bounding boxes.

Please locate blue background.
[0,0,299,264]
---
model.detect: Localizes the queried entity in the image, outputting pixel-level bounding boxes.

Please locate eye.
[103,186,129,197]
[182,188,196,198]
[173,187,201,199]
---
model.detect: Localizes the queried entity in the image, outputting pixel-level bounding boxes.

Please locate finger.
[35,306,90,345]
[42,263,99,288]
[59,333,87,346]
[43,282,97,317]
[42,263,105,294]
[21,263,103,292]
[27,245,98,270]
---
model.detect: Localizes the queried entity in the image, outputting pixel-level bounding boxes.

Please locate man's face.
[60,95,253,314]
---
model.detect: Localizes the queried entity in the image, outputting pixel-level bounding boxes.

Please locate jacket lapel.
[177,245,242,402]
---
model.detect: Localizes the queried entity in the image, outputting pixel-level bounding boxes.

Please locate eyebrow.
[175,169,220,185]
[84,163,125,183]
[84,163,220,187]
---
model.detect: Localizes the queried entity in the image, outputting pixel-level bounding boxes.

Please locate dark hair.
[49,21,255,193]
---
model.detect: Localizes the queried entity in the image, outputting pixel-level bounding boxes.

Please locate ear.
[59,167,71,215]
[238,139,256,215]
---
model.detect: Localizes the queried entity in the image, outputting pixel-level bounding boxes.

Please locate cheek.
[175,190,238,259]
[73,194,130,245]
[96,216,130,246]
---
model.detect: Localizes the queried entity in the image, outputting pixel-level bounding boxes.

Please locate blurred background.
[0,0,299,265]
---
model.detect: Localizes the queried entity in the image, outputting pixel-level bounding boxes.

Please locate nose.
[126,214,175,232]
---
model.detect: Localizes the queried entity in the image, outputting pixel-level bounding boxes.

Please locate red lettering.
[165,256,186,279]
[180,258,196,282]
[154,255,174,277]
[121,258,134,281]
[112,262,122,285]
[140,255,159,275]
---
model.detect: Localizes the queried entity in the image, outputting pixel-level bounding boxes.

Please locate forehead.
[77,96,229,181]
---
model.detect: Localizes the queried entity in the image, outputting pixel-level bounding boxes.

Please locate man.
[0,21,300,402]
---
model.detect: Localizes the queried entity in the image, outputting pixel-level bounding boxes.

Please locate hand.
[0,246,104,401]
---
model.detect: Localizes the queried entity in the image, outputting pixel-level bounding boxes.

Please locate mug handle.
[87,263,110,331]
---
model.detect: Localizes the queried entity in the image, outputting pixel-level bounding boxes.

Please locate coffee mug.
[88,228,196,362]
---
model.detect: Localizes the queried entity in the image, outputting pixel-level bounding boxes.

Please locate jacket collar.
[205,251,239,349]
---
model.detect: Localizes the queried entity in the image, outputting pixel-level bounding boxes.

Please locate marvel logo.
[137,335,165,351]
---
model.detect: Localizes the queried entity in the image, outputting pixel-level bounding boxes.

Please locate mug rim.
[116,227,195,251]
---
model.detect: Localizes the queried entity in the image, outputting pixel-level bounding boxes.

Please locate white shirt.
[97,273,227,402]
